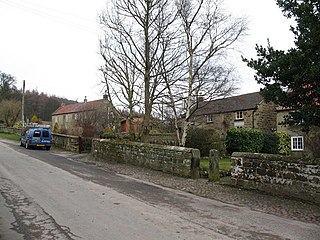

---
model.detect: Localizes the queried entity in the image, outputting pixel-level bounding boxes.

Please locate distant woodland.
[0,70,76,124]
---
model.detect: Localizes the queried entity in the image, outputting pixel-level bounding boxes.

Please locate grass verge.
[0,132,20,141]
[200,157,231,172]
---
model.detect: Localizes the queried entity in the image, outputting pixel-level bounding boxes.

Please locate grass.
[200,157,231,172]
[0,132,20,142]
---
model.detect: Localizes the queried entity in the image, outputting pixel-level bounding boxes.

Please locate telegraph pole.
[22,80,25,127]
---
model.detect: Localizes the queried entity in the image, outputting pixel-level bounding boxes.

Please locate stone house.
[52,97,120,137]
[276,107,320,157]
[190,92,277,137]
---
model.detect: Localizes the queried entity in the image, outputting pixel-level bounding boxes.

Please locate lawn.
[200,157,231,172]
[0,132,20,142]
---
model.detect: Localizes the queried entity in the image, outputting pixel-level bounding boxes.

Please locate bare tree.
[99,31,142,136]
[99,0,178,135]
[170,0,247,146]
[0,100,21,127]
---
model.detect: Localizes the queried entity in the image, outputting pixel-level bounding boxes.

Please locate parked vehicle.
[20,124,52,150]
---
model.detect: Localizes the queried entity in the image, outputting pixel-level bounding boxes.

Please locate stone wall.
[231,152,320,205]
[52,133,92,153]
[0,127,22,135]
[92,139,200,178]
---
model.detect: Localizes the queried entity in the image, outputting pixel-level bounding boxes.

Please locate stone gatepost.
[190,149,200,179]
[208,149,220,182]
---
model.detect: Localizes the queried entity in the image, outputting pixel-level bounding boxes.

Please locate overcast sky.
[0,0,295,102]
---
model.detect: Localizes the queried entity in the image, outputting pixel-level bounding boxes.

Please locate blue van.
[20,125,52,150]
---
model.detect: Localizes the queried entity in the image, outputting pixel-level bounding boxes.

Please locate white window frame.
[291,136,304,151]
[206,115,213,123]
[236,111,244,120]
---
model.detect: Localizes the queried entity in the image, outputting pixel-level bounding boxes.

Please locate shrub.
[185,128,216,157]
[261,131,279,154]
[225,128,264,154]
[276,132,291,155]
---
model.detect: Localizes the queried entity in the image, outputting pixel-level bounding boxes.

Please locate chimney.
[84,96,87,103]
[197,96,204,102]
[103,90,108,100]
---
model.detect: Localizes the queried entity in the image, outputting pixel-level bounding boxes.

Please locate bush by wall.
[261,131,279,154]
[225,128,264,154]
[185,128,217,157]
[276,132,291,155]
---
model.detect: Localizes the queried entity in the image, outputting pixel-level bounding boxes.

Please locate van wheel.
[20,141,23,147]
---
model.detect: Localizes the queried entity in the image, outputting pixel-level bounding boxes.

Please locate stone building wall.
[191,100,276,135]
[231,152,320,205]
[254,101,277,131]
[92,139,200,178]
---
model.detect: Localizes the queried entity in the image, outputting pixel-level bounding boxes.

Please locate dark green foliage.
[185,128,215,157]
[0,71,19,101]
[261,131,280,154]
[225,128,264,154]
[243,0,320,131]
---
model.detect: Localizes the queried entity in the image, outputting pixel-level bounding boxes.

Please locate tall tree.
[243,0,320,131]
[0,71,18,101]
[99,0,177,135]
[0,100,21,127]
[173,0,247,146]
[99,28,143,136]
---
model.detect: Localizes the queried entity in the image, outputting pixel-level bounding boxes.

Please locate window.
[43,130,49,138]
[291,136,304,151]
[236,111,244,120]
[33,130,41,137]
[206,115,213,123]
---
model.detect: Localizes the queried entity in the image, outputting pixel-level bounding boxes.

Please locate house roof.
[194,92,264,116]
[52,99,108,116]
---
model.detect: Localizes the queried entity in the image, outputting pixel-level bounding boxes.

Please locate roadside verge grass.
[0,132,20,141]
[200,157,231,172]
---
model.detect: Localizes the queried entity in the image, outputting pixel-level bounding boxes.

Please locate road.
[0,139,319,240]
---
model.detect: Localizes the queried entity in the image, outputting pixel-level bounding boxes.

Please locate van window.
[43,130,49,138]
[33,130,41,137]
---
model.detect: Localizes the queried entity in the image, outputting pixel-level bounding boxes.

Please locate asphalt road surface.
[0,139,319,240]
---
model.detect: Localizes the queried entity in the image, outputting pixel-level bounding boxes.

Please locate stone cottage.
[52,96,120,137]
[276,107,320,157]
[190,92,277,137]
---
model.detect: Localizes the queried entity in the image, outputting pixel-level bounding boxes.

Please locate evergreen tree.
[243,0,320,131]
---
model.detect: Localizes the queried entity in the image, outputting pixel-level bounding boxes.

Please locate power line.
[0,0,100,34]
[17,0,94,23]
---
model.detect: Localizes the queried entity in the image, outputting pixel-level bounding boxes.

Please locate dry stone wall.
[231,152,320,205]
[92,139,200,178]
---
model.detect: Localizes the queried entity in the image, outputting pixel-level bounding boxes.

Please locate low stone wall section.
[92,139,200,178]
[0,127,22,135]
[231,152,320,205]
[52,133,92,153]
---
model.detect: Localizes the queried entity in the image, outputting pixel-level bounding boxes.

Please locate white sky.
[0,0,295,102]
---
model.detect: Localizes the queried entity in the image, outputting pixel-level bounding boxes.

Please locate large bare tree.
[170,0,247,146]
[99,0,177,135]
